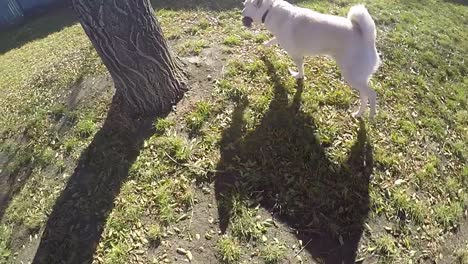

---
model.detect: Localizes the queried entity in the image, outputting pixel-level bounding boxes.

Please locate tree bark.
[71,0,187,114]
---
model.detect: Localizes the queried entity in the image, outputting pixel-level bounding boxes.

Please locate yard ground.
[0,0,467,263]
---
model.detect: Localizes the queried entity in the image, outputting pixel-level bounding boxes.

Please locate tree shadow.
[443,0,468,5]
[150,0,242,11]
[32,95,166,263]
[1,0,303,54]
[0,5,77,55]
[0,0,242,54]
[0,145,35,220]
[214,57,373,263]
[150,0,302,10]
[0,75,112,222]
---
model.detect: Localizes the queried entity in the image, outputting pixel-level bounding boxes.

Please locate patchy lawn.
[0,0,467,263]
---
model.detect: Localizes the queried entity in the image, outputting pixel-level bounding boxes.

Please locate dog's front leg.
[289,57,305,79]
[263,37,278,47]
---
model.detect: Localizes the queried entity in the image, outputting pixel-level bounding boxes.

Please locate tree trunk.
[71,0,187,114]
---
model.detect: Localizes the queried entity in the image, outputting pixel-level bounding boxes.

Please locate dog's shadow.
[214,57,373,263]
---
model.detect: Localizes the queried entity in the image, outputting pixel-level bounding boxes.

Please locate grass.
[455,245,468,264]
[176,39,209,56]
[228,195,265,241]
[261,243,287,264]
[76,116,96,138]
[373,233,398,259]
[0,0,467,263]
[184,100,214,134]
[147,223,162,244]
[216,236,241,264]
[0,225,12,262]
[154,118,175,134]
[223,34,242,46]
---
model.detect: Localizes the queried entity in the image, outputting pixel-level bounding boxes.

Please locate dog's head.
[242,0,273,28]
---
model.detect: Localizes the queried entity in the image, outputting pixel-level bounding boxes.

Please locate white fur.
[242,0,381,118]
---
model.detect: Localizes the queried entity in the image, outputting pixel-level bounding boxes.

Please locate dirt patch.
[149,189,220,263]
[170,46,227,130]
[440,220,468,263]
[66,75,114,111]
[0,135,34,219]
[55,75,114,134]
[9,227,42,264]
[153,186,315,264]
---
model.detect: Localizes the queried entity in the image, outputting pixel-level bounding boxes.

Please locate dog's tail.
[348,5,376,45]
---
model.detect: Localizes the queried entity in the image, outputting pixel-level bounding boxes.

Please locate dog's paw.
[352,110,364,118]
[288,69,304,79]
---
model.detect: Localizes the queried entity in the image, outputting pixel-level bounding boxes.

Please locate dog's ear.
[254,0,263,7]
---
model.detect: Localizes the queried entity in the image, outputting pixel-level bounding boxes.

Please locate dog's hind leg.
[353,90,369,118]
[367,87,377,118]
[289,56,304,79]
[351,82,378,118]
[341,62,377,118]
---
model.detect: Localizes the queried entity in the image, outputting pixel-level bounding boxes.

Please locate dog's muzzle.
[242,16,253,28]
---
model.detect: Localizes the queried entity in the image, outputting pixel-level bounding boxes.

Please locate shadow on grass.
[0,0,305,55]
[0,147,35,220]
[0,6,77,55]
[32,95,165,263]
[215,57,373,263]
[0,75,111,224]
[150,0,241,10]
[0,0,242,55]
[443,0,468,5]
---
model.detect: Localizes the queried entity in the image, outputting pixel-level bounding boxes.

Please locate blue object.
[0,0,24,28]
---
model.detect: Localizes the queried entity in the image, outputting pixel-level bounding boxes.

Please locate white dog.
[242,0,381,118]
